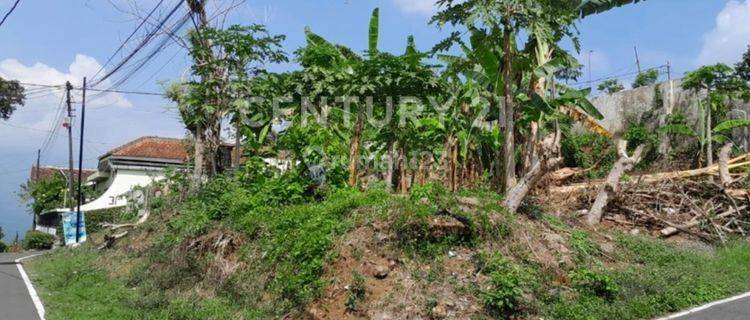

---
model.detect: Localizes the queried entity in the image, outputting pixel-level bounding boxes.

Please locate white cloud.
[393,0,439,15]
[0,54,132,109]
[696,0,750,66]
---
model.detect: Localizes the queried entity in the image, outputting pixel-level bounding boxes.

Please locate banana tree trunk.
[398,144,408,194]
[348,111,365,187]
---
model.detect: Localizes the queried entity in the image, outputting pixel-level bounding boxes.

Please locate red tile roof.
[30,166,96,182]
[100,136,188,162]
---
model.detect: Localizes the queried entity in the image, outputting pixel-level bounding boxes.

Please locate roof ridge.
[100,136,186,160]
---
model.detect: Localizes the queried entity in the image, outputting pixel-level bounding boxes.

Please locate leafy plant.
[570,269,619,300]
[345,272,367,312]
[23,230,54,250]
[598,79,624,94]
[569,231,601,262]
[478,253,527,317]
[632,69,659,88]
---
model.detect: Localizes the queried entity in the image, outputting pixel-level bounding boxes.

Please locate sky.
[1,0,749,241]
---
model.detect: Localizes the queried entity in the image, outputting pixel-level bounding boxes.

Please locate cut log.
[586,140,645,225]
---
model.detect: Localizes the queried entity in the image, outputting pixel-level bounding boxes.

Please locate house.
[34,137,190,234]
[34,136,243,237]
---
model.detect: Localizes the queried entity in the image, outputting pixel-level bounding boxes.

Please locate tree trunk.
[348,111,365,187]
[719,142,733,186]
[192,125,206,190]
[398,144,408,194]
[586,140,646,225]
[502,19,517,193]
[233,118,241,168]
[706,105,714,171]
[385,143,394,191]
[503,131,562,212]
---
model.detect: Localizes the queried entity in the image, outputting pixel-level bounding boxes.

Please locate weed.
[568,231,601,262]
[570,269,619,300]
[345,272,367,312]
[477,253,528,317]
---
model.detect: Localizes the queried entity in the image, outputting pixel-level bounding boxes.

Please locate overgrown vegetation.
[23,230,54,250]
[21,2,750,320]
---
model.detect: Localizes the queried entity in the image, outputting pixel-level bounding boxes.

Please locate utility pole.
[32,149,40,231]
[634,46,642,74]
[75,77,87,243]
[65,81,75,211]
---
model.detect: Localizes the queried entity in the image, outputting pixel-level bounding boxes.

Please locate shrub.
[0,241,6,252]
[23,230,55,250]
[623,124,659,166]
[570,269,619,300]
[561,132,617,178]
[478,253,527,317]
[568,231,601,262]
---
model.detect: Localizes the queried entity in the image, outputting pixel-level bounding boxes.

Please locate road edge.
[15,253,46,320]
[656,290,750,319]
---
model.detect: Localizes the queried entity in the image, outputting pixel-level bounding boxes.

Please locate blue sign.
[62,211,87,245]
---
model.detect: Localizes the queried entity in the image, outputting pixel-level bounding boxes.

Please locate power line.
[90,0,166,81]
[89,0,187,87]
[20,82,163,96]
[571,64,668,87]
[0,0,21,27]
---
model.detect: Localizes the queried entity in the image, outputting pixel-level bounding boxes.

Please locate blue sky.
[1,0,748,241]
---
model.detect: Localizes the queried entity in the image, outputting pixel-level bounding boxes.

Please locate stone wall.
[587,79,750,149]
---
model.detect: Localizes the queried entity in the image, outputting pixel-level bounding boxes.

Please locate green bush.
[623,125,659,166]
[23,230,55,250]
[568,231,601,262]
[0,240,7,252]
[571,269,619,300]
[561,132,617,178]
[478,253,527,317]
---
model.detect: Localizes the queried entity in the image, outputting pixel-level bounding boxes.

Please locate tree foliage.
[736,45,750,82]
[0,76,25,120]
[632,69,659,88]
[597,79,624,94]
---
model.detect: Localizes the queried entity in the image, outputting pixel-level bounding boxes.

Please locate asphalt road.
[665,294,750,320]
[0,252,43,320]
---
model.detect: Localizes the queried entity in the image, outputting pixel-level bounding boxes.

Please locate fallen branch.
[586,140,645,225]
[98,209,151,249]
[660,205,747,237]
[550,152,750,195]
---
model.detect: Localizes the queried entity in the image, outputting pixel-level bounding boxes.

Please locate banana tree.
[682,64,750,166]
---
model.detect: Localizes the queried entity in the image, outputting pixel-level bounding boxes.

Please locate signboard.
[62,211,87,245]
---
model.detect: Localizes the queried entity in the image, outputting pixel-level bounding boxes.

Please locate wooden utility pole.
[75,77,87,243]
[634,46,642,73]
[32,148,40,230]
[65,81,75,211]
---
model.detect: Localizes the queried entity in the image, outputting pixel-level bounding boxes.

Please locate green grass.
[26,247,141,320]
[544,235,750,320]
[26,246,246,320]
